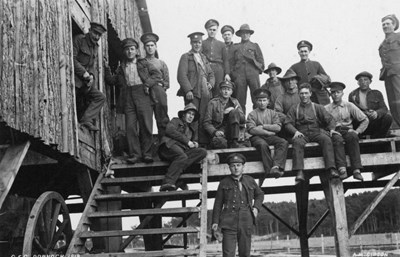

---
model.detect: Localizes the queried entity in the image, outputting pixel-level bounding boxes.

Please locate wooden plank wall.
[0,0,78,156]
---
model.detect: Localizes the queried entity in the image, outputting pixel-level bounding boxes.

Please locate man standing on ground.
[212,153,264,257]
[325,82,369,181]
[73,22,107,131]
[261,63,285,109]
[379,14,400,127]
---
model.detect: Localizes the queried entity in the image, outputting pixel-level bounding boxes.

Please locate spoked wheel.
[23,191,72,256]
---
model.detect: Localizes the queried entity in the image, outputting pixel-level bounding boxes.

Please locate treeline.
[167,189,400,238]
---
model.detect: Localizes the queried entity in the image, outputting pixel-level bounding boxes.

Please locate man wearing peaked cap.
[202,19,229,98]
[73,22,108,131]
[325,82,369,181]
[261,63,285,109]
[379,14,400,127]
[247,87,289,186]
[177,32,215,146]
[290,40,331,105]
[212,151,263,257]
[158,103,207,192]
[221,25,236,84]
[141,32,170,141]
[348,71,393,139]
[230,24,265,114]
[204,80,245,149]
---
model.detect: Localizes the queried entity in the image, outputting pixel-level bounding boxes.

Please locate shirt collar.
[332,101,344,108]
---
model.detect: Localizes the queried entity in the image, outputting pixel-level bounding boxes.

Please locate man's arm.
[348,102,369,134]
[255,43,265,72]
[161,60,170,90]
[177,54,193,94]
[72,35,89,78]
[165,118,190,145]
[203,101,218,136]
[212,182,224,226]
[252,178,264,211]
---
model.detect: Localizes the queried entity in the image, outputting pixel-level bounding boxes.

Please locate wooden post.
[295,179,310,257]
[321,234,324,254]
[199,158,208,257]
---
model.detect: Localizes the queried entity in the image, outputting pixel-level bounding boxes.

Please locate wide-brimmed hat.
[355,71,373,81]
[178,103,200,122]
[280,69,300,81]
[263,63,282,75]
[235,24,254,36]
[382,14,399,31]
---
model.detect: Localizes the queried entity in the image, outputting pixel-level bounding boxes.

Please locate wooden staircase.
[66,159,208,257]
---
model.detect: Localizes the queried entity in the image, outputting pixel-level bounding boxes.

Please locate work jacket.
[73,34,98,89]
[160,117,197,149]
[348,88,389,119]
[379,32,400,80]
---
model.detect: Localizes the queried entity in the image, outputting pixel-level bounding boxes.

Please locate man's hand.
[193,141,199,148]
[188,141,196,148]
[186,91,194,101]
[211,223,218,231]
[224,74,231,81]
[330,130,341,137]
[83,71,91,81]
[348,129,359,135]
[224,107,234,114]
[293,131,304,139]
[206,82,212,91]
[215,131,225,137]
[367,110,378,120]
[252,208,259,218]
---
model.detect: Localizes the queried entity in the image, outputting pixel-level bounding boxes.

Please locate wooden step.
[79,227,199,238]
[87,207,200,218]
[101,174,201,186]
[79,249,199,257]
[95,190,201,201]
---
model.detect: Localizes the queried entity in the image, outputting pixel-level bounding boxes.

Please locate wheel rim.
[23,191,72,255]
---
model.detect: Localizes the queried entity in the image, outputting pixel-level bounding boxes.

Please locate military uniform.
[261,78,284,109]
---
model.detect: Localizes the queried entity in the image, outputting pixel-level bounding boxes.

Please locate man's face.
[298,47,310,61]
[191,40,202,53]
[183,110,196,123]
[207,25,218,38]
[285,78,298,94]
[268,69,278,78]
[220,86,233,99]
[89,29,102,43]
[124,46,138,60]
[382,19,395,35]
[144,41,157,56]
[229,162,244,178]
[256,97,269,110]
[222,31,233,44]
[299,88,312,104]
[330,89,344,104]
[358,77,371,91]
[240,32,251,41]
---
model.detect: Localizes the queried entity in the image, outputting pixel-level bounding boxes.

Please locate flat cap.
[90,22,107,34]
[355,71,373,81]
[219,80,235,89]
[253,88,271,99]
[297,40,313,51]
[205,19,219,29]
[227,153,246,164]
[188,32,204,42]
[328,82,346,92]
[121,38,139,49]
[140,32,159,45]
[382,14,399,31]
[221,25,234,34]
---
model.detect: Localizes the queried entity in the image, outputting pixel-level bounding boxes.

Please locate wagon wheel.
[23,191,72,255]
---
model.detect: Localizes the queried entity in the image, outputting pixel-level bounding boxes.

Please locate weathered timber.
[79,249,199,257]
[200,158,208,257]
[95,190,201,201]
[80,227,200,238]
[88,207,200,218]
[262,203,300,236]
[296,180,310,257]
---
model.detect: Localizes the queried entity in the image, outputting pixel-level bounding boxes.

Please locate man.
[105,38,162,164]
[177,32,215,145]
[212,153,264,257]
[204,81,245,149]
[261,63,285,109]
[290,40,331,105]
[285,83,337,182]
[325,82,369,181]
[140,32,170,139]
[221,25,236,81]
[202,19,228,97]
[274,69,301,117]
[230,24,265,114]
[379,14,400,127]
[158,103,207,191]
[247,88,288,186]
[349,71,393,138]
[73,22,107,131]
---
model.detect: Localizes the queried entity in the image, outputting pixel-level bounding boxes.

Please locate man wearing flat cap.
[221,25,236,81]
[290,40,331,105]
[204,80,245,149]
[247,88,288,186]
[325,82,369,181]
[379,14,400,127]
[212,153,264,257]
[177,32,215,146]
[140,32,170,140]
[73,22,107,131]
[202,19,229,98]
[230,24,265,114]
[261,63,285,109]
[105,38,162,164]
[349,71,393,138]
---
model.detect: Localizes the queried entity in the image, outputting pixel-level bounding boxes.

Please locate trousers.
[331,130,362,172]
[233,64,260,114]
[210,62,225,98]
[385,74,400,127]
[152,85,169,140]
[77,85,106,123]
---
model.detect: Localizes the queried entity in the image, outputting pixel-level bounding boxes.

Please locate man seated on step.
[158,103,207,191]
[246,88,288,186]
[285,83,338,183]
[203,80,245,149]
[325,82,369,181]
[212,153,264,257]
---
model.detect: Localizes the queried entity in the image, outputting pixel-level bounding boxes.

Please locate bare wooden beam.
[262,203,299,236]
[308,209,329,238]
[296,179,310,257]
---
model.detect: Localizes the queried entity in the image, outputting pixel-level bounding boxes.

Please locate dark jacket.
[212,175,264,228]
[348,88,389,118]
[73,34,98,89]
[177,50,215,98]
[105,58,162,113]
[160,117,198,149]
[231,41,265,74]
[379,32,400,80]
